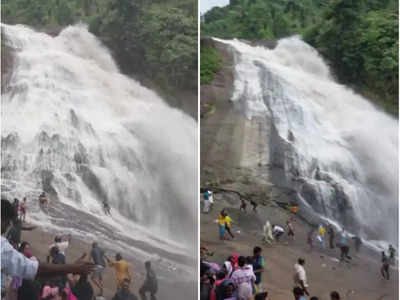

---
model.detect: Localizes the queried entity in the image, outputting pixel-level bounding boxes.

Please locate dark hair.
[216,270,226,280]
[50,246,59,256]
[2,199,16,221]
[145,261,151,268]
[19,241,30,253]
[330,291,340,300]
[310,297,319,300]
[246,256,253,265]
[55,236,62,243]
[298,258,305,265]
[293,287,304,296]
[253,246,262,255]
[255,292,268,300]
[238,256,246,267]
[116,253,122,261]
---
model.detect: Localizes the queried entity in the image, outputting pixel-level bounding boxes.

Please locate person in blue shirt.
[252,246,264,292]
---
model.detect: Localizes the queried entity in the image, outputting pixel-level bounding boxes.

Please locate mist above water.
[215,37,398,245]
[1,24,197,257]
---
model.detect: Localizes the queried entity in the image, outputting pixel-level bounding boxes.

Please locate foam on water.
[1,23,197,276]
[214,36,398,247]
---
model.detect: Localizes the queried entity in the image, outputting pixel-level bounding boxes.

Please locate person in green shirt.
[252,246,264,292]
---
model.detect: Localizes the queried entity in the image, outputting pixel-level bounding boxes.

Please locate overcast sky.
[200,0,229,14]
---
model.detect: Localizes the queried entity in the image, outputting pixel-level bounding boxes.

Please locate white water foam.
[214,36,398,248]
[1,23,197,277]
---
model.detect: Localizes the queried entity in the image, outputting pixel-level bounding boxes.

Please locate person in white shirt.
[263,221,274,244]
[49,234,71,256]
[293,258,309,296]
[231,256,256,300]
[1,199,94,298]
[272,224,285,241]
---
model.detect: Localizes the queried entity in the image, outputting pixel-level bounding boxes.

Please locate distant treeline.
[2,0,197,100]
[202,0,398,114]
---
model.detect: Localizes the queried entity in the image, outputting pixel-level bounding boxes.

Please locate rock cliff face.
[200,38,294,207]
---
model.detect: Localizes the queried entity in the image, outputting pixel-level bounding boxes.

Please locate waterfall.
[1,23,197,265]
[215,37,398,246]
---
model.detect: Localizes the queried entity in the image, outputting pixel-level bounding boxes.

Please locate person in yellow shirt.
[224,214,234,239]
[218,210,226,240]
[106,253,131,290]
[318,224,326,248]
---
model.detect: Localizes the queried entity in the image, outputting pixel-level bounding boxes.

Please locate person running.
[272,224,285,242]
[330,291,341,300]
[106,253,131,290]
[287,219,295,241]
[1,199,94,299]
[218,210,226,240]
[90,242,107,292]
[19,197,27,222]
[317,224,326,248]
[292,287,307,300]
[49,234,71,258]
[293,258,309,297]
[250,200,258,213]
[327,224,335,249]
[388,244,396,264]
[111,279,138,300]
[224,213,234,239]
[381,251,390,280]
[139,261,157,300]
[252,247,264,292]
[240,199,247,212]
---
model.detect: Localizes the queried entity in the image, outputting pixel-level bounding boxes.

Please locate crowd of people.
[200,244,343,300]
[1,198,158,300]
[201,190,398,300]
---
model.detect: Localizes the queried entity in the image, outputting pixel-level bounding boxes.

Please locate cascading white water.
[215,37,398,246]
[1,23,197,266]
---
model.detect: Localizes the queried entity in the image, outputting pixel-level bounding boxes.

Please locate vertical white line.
[197,0,201,299]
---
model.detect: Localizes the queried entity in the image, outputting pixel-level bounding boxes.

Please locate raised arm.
[104,255,114,266]
[37,262,94,277]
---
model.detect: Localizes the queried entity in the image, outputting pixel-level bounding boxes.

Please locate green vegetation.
[202,0,328,40]
[2,0,197,100]
[200,45,222,84]
[202,0,398,114]
[305,0,398,114]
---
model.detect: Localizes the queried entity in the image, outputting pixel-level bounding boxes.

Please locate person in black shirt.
[139,261,157,300]
[381,251,390,280]
[112,279,138,300]
[6,218,36,249]
[71,274,94,300]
